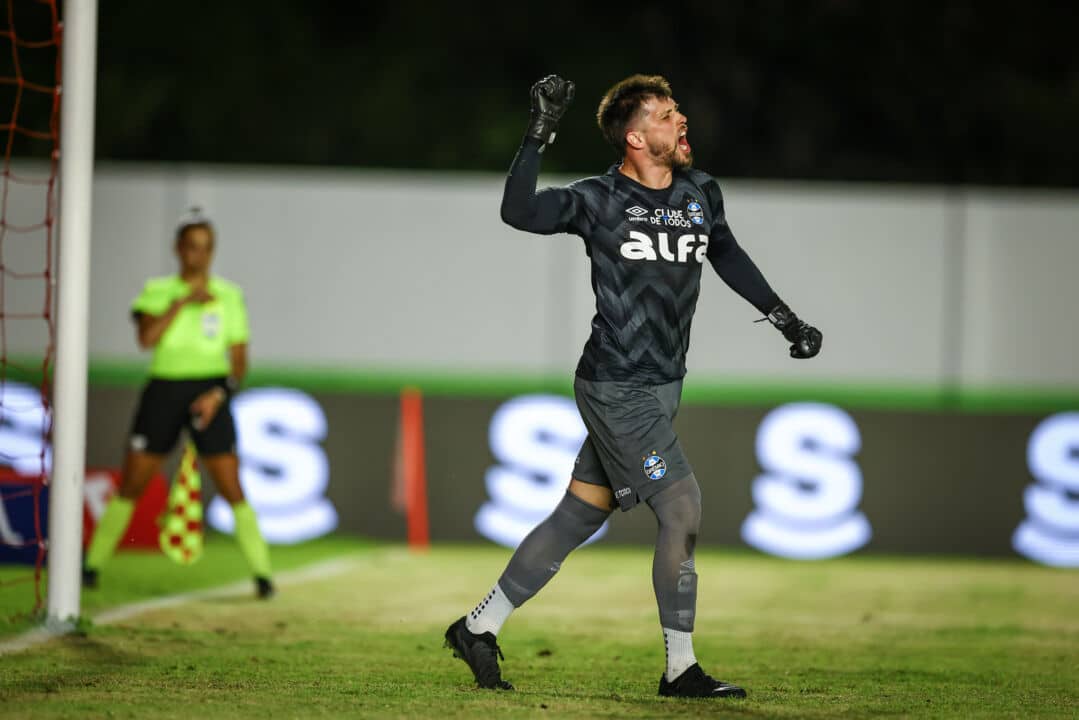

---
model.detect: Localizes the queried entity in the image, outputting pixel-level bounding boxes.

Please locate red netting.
[0,0,60,624]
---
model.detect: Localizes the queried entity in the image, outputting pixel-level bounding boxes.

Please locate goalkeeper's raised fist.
[767,302,823,359]
[527,75,575,145]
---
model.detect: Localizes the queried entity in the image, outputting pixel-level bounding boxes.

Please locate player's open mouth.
[678,129,691,153]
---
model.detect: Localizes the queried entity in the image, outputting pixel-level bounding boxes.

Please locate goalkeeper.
[82,208,274,599]
[444,75,821,698]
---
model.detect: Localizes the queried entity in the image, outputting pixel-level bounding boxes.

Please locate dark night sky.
[6,0,1079,187]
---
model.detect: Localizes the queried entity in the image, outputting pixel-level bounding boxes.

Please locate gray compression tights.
[497,490,611,607]
[646,474,702,632]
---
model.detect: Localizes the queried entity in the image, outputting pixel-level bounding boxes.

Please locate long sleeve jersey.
[501,138,780,384]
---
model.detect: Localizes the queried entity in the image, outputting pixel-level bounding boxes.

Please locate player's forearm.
[500,138,546,229]
[500,139,577,235]
[709,244,780,315]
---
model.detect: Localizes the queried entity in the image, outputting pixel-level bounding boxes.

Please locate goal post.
[45,0,97,629]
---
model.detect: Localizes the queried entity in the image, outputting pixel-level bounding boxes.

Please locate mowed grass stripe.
[0,556,362,656]
[0,544,1076,719]
[0,535,373,639]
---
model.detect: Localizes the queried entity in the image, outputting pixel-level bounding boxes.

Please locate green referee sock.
[85,496,135,571]
[232,501,272,579]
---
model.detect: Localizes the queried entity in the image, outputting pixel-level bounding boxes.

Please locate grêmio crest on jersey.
[620,195,709,263]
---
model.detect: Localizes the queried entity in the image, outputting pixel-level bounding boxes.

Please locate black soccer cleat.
[81,567,99,590]
[443,615,514,690]
[658,663,747,698]
[255,576,275,600]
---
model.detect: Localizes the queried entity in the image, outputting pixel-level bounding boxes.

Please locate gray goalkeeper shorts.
[572,376,693,512]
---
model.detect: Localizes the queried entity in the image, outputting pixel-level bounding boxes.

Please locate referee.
[83,208,274,599]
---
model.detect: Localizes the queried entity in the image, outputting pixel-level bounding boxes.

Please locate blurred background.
[2,1,1078,567]
[94,1,1079,185]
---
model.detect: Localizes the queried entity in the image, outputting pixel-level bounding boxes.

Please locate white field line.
[0,553,369,657]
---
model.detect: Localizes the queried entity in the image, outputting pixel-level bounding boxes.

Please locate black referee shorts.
[572,376,693,512]
[128,377,236,456]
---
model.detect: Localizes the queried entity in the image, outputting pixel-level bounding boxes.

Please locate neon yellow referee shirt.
[131,275,250,380]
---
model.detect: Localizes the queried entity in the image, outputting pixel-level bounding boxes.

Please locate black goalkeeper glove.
[527,75,575,145]
[766,302,823,359]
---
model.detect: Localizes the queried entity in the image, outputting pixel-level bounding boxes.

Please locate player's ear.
[625,128,645,151]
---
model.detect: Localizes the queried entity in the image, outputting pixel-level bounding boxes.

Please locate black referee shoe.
[255,576,275,600]
[658,663,747,698]
[443,616,513,690]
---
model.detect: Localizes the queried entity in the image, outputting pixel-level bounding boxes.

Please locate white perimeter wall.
[5,163,1078,391]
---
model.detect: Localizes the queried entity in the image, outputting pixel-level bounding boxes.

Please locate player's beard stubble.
[647,137,693,170]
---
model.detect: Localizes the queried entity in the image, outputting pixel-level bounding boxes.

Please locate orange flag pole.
[398,387,429,550]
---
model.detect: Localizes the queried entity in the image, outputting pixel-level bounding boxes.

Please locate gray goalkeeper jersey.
[501,139,779,385]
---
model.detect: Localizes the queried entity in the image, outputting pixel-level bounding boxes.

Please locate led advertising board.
[3,382,1074,566]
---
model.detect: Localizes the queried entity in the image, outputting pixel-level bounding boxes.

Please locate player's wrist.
[765,302,799,339]
[521,135,547,150]
[526,112,560,145]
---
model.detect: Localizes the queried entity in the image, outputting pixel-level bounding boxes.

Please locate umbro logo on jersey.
[626,205,648,217]
[620,230,710,263]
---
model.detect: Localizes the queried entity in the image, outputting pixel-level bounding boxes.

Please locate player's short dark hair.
[596,75,673,153]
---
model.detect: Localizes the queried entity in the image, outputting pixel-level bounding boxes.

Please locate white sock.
[465,583,515,636]
[663,628,697,681]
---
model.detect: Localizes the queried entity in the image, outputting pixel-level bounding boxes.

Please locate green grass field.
[1,538,1077,719]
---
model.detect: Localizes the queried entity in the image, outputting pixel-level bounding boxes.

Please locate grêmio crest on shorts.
[557,166,733,385]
